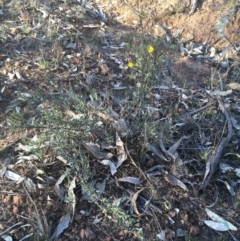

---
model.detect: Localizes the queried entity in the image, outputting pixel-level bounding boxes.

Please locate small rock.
[134,222,141,228]
[47,199,54,207]
[145,158,155,167]
[183,213,188,222]
[169,210,176,218]
[14,232,22,240]
[99,64,109,75]
[80,229,85,239]
[71,56,80,64]
[190,225,200,235]
[153,25,166,38]
[119,229,128,236]
[165,228,175,239]
[74,214,82,221]
[85,227,95,240]
[176,228,187,237]
[64,232,71,237]
[14,61,20,67]
[185,31,194,41]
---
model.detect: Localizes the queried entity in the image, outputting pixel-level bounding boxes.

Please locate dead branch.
[199,97,233,193]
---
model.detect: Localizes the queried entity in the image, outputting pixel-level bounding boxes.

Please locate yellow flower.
[128,62,134,68]
[148,45,154,54]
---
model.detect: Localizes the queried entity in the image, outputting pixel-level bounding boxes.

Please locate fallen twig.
[125,143,153,186]
[199,97,233,193]
[182,102,214,118]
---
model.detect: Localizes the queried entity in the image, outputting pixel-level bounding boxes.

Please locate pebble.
[74,214,82,221]
[190,225,200,235]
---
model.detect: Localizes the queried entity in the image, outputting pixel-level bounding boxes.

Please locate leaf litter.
[0,0,240,240]
[204,208,237,231]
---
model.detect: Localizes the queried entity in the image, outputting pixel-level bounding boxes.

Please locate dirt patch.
[101,0,240,48]
[172,56,211,85]
[100,0,240,86]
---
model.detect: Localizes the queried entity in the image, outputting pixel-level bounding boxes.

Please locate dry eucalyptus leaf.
[131,188,146,216]
[235,168,240,177]
[37,183,47,189]
[66,42,76,49]
[112,86,127,90]
[92,216,103,225]
[227,82,240,91]
[117,177,142,185]
[115,132,127,168]
[176,228,187,237]
[159,139,176,160]
[231,117,240,130]
[54,173,67,200]
[163,171,188,191]
[83,24,101,28]
[0,235,12,241]
[50,212,71,240]
[100,159,117,175]
[203,220,229,231]
[24,178,36,192]
[19,233,33,241]
[4,170,22,182]
[205,208,237,231]
[15,70,23,80]
[168,137,184,154]
[65,109,84,120]
[112,119,128,135]
[96,178,107,195]
[211,89,232,96]
[5,99,25,113]
[152,85,170,90]
[219,163,234,173]
[8,72,15,80]
[68,177,76,218]
[83,142,113,160]
[156,231,167,241]
[92,110,115,123]
[0,222,24,237]
[146,144,168,162]
[56,156,68,165]
[223,180,235,196]
[0,156,11,178]
[17,155,39,163]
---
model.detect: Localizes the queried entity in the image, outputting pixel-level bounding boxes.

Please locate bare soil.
[101,0,240,48]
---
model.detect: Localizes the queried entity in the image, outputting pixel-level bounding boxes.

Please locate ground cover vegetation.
[0,0,240,240]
